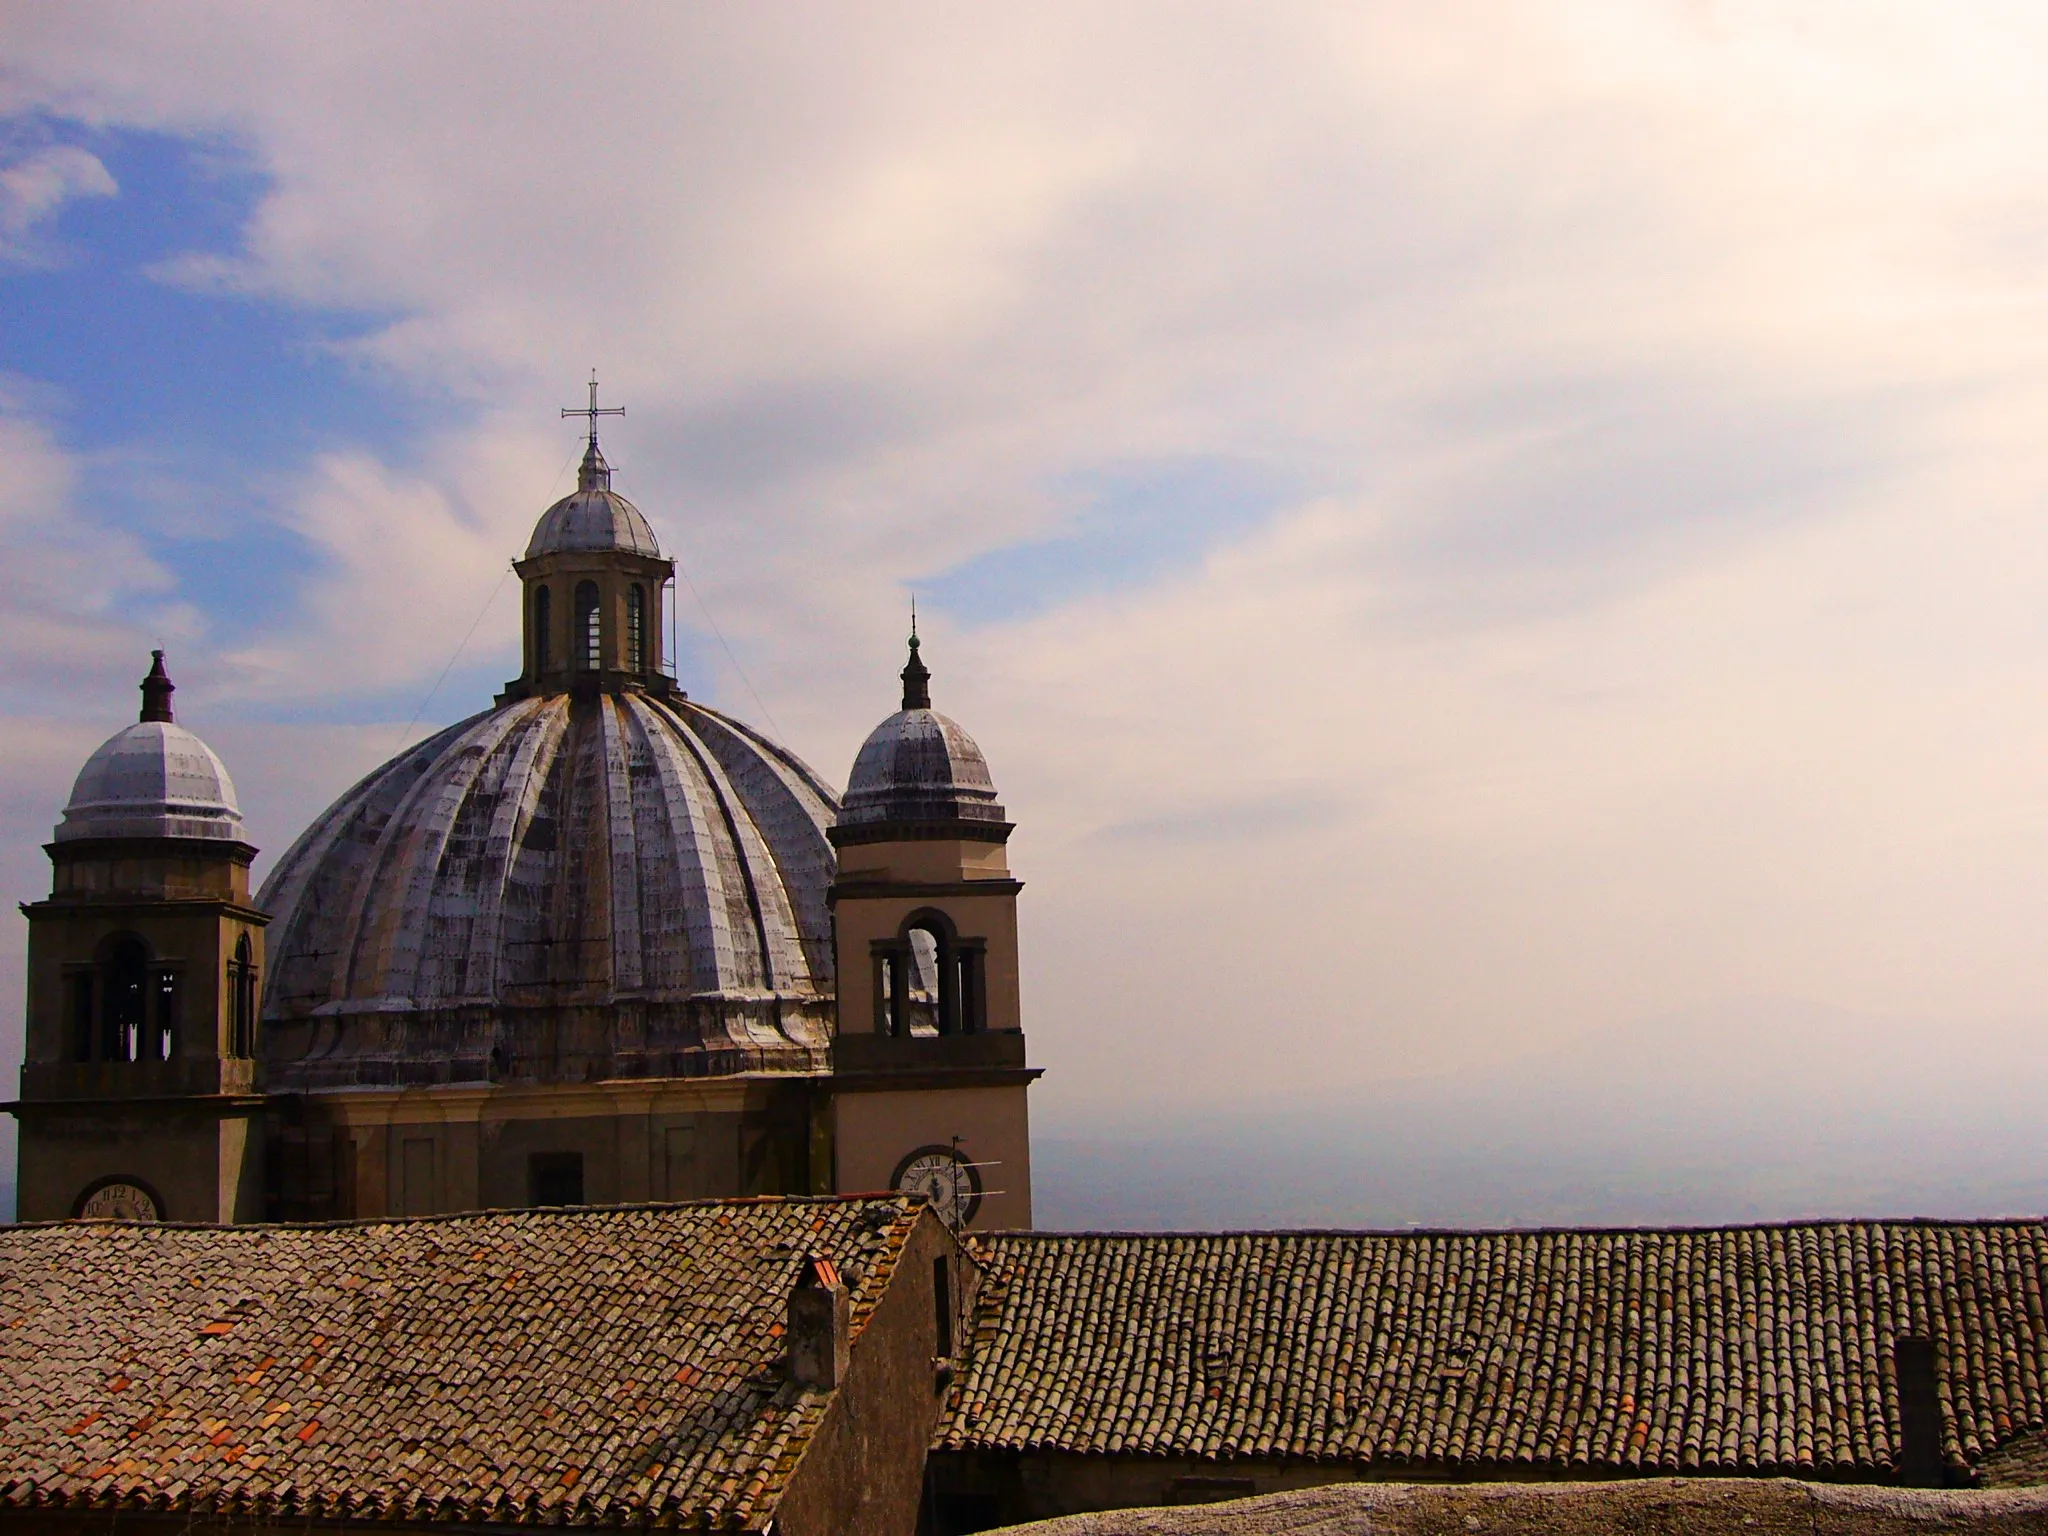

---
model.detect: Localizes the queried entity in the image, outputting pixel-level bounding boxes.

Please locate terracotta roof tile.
[940,1221,2048,1479]
[0,1196,923,1528]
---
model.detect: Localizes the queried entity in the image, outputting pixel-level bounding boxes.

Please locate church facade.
[7,422,1039,1229]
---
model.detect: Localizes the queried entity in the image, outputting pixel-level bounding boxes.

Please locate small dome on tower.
[841,630,1006,829]
[524,439,662,559]
[56,652,245,844]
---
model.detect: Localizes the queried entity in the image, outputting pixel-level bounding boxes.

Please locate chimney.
[788,1255,851,1389]
[1895,1335,1944,1486]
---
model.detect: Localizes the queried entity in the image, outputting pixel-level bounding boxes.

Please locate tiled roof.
[940,1221,2048,1479]
[0,1197,925,1528]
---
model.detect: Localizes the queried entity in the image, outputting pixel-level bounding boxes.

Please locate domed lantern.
[504,379,673,695]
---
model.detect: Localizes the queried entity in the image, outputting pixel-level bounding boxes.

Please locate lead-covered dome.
[256,691,840,1086]
[56,652,245,844]
[840,634,1006,829]
[524,440,661,559]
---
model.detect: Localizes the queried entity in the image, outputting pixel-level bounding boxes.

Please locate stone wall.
[778,1213,981,1536]
[983,1478,2048,1536]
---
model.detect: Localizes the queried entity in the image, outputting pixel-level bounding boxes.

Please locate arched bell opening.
[872,909,987,1038]
[102,933,149,1063]
[79,933,183,1064]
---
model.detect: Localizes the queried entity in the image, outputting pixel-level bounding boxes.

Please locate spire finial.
[139,650,175,724]
[562,370,625,490]
[900,604,931,711]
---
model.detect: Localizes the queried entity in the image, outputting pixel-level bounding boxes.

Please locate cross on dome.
[562,370,624,449]
[562,371,625,491]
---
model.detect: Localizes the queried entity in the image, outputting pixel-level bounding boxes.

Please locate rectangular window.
[958,945,986,1034]
[575,581,601,670]
[155,969,179,1061]
[529,1151,584,1207]
[875,952,896,1036]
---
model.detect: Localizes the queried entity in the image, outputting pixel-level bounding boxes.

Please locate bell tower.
[825,626,1039,1229]
[7,654,269,1222]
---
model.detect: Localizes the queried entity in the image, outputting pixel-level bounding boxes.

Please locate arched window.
[533,584,552,673]
[105,937,149,1063]
[627,584,646,673]
[227,934,257,1058]
[576,580,601,670]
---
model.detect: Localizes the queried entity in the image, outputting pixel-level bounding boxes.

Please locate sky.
[5,3,2048,1223]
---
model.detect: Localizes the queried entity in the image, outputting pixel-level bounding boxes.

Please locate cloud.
[0,397,187,711]
[0,143,114,262]
[216,426,544,703]
[8,3,2048,1142]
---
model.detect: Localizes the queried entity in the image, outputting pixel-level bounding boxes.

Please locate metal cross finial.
[562,369,625,449]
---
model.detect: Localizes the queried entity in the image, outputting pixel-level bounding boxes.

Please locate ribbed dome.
[525,486,661,559]
[841,635,1006,829]
[524,441,661,559]
[256,692,840,1079]
[57,723,244,844]
[841,709,1005,828]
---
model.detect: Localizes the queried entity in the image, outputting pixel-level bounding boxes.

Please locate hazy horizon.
[1033,998,2048,1230]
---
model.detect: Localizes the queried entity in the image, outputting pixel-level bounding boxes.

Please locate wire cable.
[389,442,581,752]
[676,558,784,740]
[394,563,513,753]
[610,459,784,737]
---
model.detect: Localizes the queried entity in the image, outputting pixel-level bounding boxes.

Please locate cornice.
[828,819,1013,848]
[20,896,271,924]
[828,878,1024,904]
[2,1093,270,1117]
[45,837,258,868]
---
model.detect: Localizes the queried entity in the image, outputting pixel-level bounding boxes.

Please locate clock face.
[891,1146,982,1227]
[76,1181,161,1222]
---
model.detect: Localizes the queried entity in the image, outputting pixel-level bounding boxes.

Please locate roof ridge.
[983,1214,2048,1240]
[0,1191,920,1237]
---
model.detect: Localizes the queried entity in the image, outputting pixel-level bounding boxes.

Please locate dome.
[55,653,244,844]
[840,635,1007,829]
[524,440,662,559]
[256,690,840,1057]
[58,724,244,843]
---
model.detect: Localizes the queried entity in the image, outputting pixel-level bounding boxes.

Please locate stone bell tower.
[825,626,1039,1229]
[7,654,269,1223]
